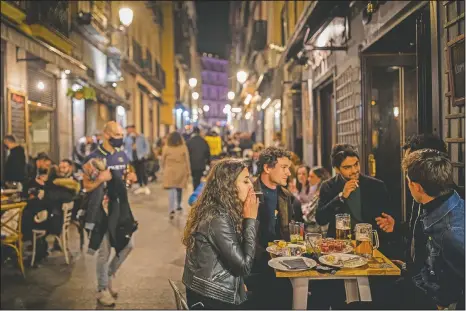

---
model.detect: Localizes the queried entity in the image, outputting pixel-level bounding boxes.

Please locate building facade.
[232,0,465,222]
[200,53,229,126]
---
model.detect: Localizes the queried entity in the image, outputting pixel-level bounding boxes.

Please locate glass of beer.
[335,214,351,241]
[289,222,300,243]
[354,223,380,259]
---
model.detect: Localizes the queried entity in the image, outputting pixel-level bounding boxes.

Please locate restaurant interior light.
[119,8,134,27]
[192,92,199,100]
[227,91,235,100]
[203,105,210,112]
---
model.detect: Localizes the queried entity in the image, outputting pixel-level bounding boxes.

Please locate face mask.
[109,137,124,148]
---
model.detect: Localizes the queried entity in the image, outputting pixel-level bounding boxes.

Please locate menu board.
[9,91,26,144]
[449,39,465,105]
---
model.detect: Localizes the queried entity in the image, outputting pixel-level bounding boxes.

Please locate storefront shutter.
[335,66,362,153]
[27,65,55,107]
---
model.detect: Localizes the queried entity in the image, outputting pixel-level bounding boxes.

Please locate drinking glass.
[306,233,322,254]
[335,214,351,241]
[289,222,300,243]
[295,222,305,244]
[355,223,379,259]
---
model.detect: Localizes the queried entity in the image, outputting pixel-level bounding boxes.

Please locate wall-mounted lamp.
[189,78,198,88]
[119,8,134,27]
[37,81,45,90]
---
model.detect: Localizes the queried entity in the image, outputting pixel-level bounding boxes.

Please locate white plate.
[319,253,368,268]
[1,189,19,195]
[268,256,317,272]
[266,244,305,256]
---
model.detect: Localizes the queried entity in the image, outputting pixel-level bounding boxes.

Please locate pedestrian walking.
[82,121,138,307]
[123,125,151,195]
[186,127,210,190]
[182,158,259,309]
[3,134,26,189]
[162,132,191,219]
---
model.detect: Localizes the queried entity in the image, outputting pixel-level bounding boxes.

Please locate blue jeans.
[96,233,134,291]
[168,188,182,213]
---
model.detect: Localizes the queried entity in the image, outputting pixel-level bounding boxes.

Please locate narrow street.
[1,181,190,309]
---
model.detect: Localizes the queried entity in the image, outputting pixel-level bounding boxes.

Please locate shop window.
[28,102,53,158]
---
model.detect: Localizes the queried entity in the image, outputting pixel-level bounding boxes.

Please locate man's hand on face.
[375,213,395,233]
[342,179,359,198]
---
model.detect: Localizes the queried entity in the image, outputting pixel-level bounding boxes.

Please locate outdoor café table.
[271,248,401,310]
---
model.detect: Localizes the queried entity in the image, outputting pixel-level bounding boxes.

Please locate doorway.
[362,7,430,221]
[315,80,334,173]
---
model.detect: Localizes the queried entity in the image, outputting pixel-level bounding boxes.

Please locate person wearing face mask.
[182,159,259,309]
[3,134,26,188]
[82,121,138,307]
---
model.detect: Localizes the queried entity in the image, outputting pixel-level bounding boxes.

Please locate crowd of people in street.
[1,122,465,310]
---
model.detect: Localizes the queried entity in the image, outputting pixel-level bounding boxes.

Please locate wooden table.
[273,249,400,309]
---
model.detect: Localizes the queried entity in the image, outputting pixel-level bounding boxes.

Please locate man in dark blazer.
[313,144,396,309]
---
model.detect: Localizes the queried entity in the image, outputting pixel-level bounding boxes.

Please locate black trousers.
[191,169,204,191]
[132,159,148,186]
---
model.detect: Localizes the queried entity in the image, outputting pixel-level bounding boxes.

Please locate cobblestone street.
[1,181,190,309]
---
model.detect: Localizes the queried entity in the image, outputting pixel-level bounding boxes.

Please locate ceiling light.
[64,69,71,75]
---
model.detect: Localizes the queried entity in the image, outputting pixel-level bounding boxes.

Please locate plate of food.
[266,241,306,257]
[317,239,353,254]
[1,189,20,195]
[319,253,368,269]
[268,256,317,272]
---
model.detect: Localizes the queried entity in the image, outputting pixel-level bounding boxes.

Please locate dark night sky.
[195,1,231,59]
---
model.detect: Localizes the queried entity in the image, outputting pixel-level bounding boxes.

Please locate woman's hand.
[243,189,259,219]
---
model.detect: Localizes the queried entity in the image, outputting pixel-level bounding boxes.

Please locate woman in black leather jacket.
[182,159,259,309]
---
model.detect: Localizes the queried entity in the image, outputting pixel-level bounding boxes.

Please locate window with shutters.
[443,0,465,188]
[335,66,362,152]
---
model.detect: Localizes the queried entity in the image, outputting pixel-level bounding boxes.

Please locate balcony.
[25,1,74,54]
[76,0,110,44]
[1,1,27,24]
[251,20,267,51]
[132,39,144,69]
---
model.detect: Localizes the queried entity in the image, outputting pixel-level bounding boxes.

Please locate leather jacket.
[182,212,259,305]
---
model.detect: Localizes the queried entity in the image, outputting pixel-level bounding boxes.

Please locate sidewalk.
[1,181,191,309]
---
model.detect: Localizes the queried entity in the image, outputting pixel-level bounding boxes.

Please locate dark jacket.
[4,145,26,183]
[186,135,211,171]
[87,171,137,254]
[316,174,395,255]
[252,178,294,272]
[182,213,259,305]
[413,191,465,307]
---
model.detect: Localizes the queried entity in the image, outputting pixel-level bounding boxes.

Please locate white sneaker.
[108,277,118,298]
[97,289,115,306]
[133,187,145,195]
[144,187,151,195]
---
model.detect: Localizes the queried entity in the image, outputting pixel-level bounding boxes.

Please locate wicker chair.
[1,202,27,277]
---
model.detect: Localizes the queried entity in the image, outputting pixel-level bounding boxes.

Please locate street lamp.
[119,8,134,27]
[227,91,235,100]
[189,78,198,88]
[203,105,210,112]
[192,92,199,100]
[236,70,248,84]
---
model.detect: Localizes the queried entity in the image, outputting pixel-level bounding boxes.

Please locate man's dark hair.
[403,133,447,153]
[125,125,136,130]
[402,149,453,197]
[257,147,291,175]
[331,144,360,168]
[36,152,51,161]
[61,159,73,166]
[167,131,184,147]
[4,135,16,143]
[192,127,200,135]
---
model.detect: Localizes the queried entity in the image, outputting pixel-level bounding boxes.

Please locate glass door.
[363,54,417,221]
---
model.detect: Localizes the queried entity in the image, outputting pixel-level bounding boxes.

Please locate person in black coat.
[186,127,211,190]
[3,135,26,187]
[313,144,396,309]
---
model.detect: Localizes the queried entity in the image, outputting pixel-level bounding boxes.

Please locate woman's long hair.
[296,165,311,194]
[182,158,248,251]
[311,166,331,191]
[167,132,184,147]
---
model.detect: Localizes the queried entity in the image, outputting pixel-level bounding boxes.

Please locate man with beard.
[313,144,394,309]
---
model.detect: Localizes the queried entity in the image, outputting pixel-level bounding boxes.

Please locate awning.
[280,1,349,64]
[1,20,87,77]
[85,78,130,110]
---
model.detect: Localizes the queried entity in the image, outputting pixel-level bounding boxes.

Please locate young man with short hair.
[247,147,294,310]
[403,149,464,310]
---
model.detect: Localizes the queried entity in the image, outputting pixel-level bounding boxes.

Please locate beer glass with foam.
[335,213,351,241]
[355,223,379,259]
